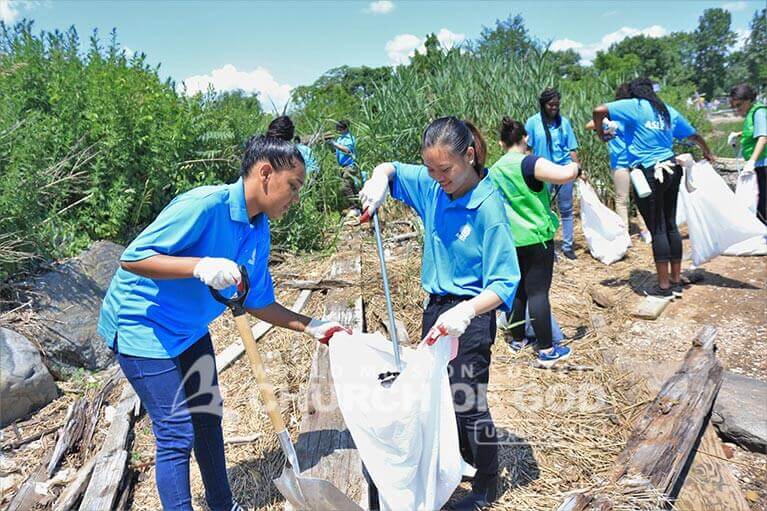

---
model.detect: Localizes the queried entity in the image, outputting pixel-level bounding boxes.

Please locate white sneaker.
[640,230,652,244]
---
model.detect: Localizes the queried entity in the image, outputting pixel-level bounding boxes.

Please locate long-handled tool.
[210,267,361,511]
[360,209,402,385]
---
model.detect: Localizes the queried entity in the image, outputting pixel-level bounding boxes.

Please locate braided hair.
[629,78,670,127]
[539,88,561,158]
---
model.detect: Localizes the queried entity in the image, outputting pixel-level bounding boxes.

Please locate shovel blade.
[274,466,363,511]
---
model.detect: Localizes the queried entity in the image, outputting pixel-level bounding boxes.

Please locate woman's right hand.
[358,171,390,216]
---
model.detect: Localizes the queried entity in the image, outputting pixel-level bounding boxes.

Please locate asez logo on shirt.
[644,119,667,130]
[457,224,472,242]
[248,248,256,265]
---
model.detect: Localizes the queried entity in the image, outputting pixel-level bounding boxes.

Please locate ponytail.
[629,77,670,127]
[499,116,526,147]
[422,116,486,175]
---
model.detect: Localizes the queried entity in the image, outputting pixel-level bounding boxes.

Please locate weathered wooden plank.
[5,450,54,511]
[52,457,96,511]
[47,399,88,476]
[216,289,312,373]
[78,384,140,511]
[633,295,671,319]
[294,253,367,508]
[282,278,353,290]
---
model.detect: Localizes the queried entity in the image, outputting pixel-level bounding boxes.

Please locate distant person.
[728,83,766,224]
[489,117,579,367]
[592,77,715,299]
[97,135,347,511]
[265,115,319,175]
[327,120,361,204]
[586,83,651,243]
[525,88,580,260]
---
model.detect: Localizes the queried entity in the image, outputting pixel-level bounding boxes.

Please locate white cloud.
[0,0,20,23]
[385,28,466,65]
[734,27,751,49]
[122,46,134,57]
[722,1,747,12]
[181,64,293,111]
[551,25,668,64]
[366,0,394,14]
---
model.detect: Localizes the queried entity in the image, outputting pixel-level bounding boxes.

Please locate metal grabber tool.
[359,208,402,386]
[210,267,361,511]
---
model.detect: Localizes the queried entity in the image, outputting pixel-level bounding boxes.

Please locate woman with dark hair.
[525,88,580,259]
[266,115,320,175]
[586,83,650,242]
[489,117,579,366]
[728,83,766,223]
[593,77,714,298]
[358,117,520,511]
[97,135,348,511]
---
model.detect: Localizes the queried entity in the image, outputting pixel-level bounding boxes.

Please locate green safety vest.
[742,103,766,161]
[489,151,559,247]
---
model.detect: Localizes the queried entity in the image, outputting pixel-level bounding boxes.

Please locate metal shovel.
[210,267,362,511]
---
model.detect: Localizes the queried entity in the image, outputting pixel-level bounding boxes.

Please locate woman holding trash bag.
[97,135,349,511]
[592,77,715,298]
[358,117,520,511]
[586,83,651,243]
[728,83,766,224]
[489,117,580,365]
[525,88,580,259]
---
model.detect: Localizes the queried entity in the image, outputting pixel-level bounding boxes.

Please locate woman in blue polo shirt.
[592,77,714,298]
[265,114,320,175]
[98,135,347,511]
[525,88,580,259]
[358,117,520,511]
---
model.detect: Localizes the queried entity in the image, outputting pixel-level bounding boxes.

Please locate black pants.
[509,242,555,350]
[422,295,498,482]
[757,165,766,225]
[635,161,683,263]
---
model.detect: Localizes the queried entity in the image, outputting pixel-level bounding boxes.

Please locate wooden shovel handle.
[233,315,287,433]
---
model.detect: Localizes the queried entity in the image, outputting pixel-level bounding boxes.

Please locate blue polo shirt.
[389,163,520,311]
[335,132,357,167]
[296,143,320,174]
[606,98,696,168]
[525,113,578,164]
[97,178,275,358]
[607,120,630,170]
[752,107,767,167]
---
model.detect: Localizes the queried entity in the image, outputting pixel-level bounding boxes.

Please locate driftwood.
[78,384,140,511]
[5,449,55,511]
[52,457,96,511]
[633,295,671,320]
[558,326,724,510]
[384,232,418,243]
[1,422,61,451]
[282,278,353,290]
[47,399,88,475]
[293,251,367,509]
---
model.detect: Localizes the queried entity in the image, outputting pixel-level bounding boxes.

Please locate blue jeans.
[556,181,574,251]
[116,334,233,511]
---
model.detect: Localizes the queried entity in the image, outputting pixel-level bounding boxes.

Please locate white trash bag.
[724,169,767,256]
[679,160,766,264]
[329,332,466,511]
[577,181,632,264]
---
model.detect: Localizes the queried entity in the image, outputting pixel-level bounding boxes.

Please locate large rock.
[0,327,58,427]
[712,372,767,454]
[27,241,124,376]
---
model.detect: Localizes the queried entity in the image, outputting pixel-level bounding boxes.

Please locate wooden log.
[47,398,88,476]
[1,422,61,451]
[282,278,353,290]
[6,450,54,511]
[558,326,725,510]
[294,251,367,508]
[215,289,312,373]
[78,384,140,511]
[52,457,96,511]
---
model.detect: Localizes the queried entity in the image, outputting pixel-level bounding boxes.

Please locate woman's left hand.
[425,301,476,342]
[305,319,351,345]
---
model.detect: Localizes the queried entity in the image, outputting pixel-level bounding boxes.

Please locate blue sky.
[2,0,762,109]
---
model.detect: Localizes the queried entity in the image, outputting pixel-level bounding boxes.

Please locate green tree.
[594,33,694,85]
[738,9,766,90]
[474,14,536,59]
[693,8,736,97]
[548,49,587,80]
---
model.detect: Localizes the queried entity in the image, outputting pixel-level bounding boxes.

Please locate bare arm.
[248,302,311,332]
[592,105,610,142]
[332,143,352,154]
[687,133,715,162]
[121,255,200,279]
[585,120,596,130]
[466,290,503,316]
[570,151,579,165]
[534,158,579,185]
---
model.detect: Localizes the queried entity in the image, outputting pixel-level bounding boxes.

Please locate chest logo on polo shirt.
[248,248,256,265]
[457,223,472,242]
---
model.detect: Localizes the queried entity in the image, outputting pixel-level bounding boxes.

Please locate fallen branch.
[282,278,353,290]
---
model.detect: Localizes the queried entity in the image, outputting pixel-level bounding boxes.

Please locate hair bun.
[501,116,513,126]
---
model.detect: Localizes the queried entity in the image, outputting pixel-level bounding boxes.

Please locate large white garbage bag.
[577,181,632,264]
[724,170,767,255]
[679,161,766,264]
[329,332,465,511]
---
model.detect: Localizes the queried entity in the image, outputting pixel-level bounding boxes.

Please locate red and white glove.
[193,257,241,290]
[305,319,351,345]
[424,301,475,344]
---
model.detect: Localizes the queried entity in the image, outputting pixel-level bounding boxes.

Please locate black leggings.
[757,166,766,225]
[509,242,555,350]
[635,161,683,263]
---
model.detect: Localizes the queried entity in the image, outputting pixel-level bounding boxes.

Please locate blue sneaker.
[509,337,533,351]
[536,345,571,368]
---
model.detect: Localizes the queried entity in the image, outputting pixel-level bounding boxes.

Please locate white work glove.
[305,318,351,345]
[743,160,756,175]
[604,120,618,135]
[653,160,676,183]
[358,173,389,216]
[193,257,241,290]
[425,301,476,342]
[727,132,740,147]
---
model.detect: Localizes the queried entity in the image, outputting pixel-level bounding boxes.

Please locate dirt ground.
[1,215,764,510]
